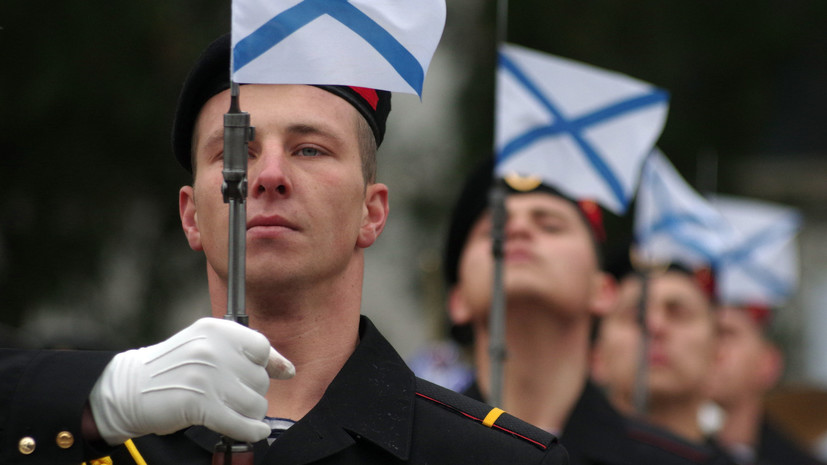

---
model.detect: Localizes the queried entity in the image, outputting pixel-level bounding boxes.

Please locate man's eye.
[297,147,321,157]
[538,220,564,232]
[666,303,693,320]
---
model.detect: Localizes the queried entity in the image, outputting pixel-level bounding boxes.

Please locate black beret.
[443,157,607,287]
[172,34,391,172]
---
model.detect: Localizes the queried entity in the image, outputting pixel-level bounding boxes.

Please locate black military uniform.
[560,381,642,465]
[465,380,643,465]
[624,415,738,465]
[756,419,825,465]
[0,349,116,464]
[465,379,740,465]
[1,317,567,464]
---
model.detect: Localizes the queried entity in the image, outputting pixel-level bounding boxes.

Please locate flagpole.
[629,246,658,416]
[213,81,256,465]
[223,82,251,329]
[696,148,718,197]
[496,0,508,44]
[488,0,510,408]
[632,266,649,415]
[488,180,507,407]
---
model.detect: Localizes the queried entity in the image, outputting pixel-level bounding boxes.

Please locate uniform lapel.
[259,316,416,464]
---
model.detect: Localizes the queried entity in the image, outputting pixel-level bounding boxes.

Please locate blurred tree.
[0,0,228,347]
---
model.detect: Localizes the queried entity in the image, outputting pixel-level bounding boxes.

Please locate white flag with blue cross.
[634,150,737,269]
[711,195,802,307]
[231,0,446,96]
[495,43,669,214]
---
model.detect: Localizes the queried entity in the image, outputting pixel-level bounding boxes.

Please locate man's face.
[179,84,388,292]
[707,306,775,407]
[450,192,606,326]
[639,272,717,400]
[596,271,717,404]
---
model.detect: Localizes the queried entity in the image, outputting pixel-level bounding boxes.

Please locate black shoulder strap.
[414,377,556,451]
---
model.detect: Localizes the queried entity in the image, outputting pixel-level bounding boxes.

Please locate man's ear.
[179,185,203,251]
[757,342,784,391]
[448,286,473,326]
[589,272,618,317]
[357,183,389,249]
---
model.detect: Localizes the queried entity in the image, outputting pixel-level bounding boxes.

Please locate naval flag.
[495,43,669,214]
[231,0,446,96]
[712,195,802,307]
[634,150,737,269]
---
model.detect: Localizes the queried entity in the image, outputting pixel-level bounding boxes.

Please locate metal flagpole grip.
[215,82,257,465]
[222,82,252,326]
[213,437,254,465]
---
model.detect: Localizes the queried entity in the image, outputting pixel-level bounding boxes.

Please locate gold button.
[18,436,36,455]
[56,431,74,449]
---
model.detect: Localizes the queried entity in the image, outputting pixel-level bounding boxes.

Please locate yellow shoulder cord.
[80,439,146,465]
[124,439,148,465]
[482,407,506,428]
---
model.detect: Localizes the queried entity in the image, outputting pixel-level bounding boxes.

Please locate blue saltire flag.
[495,43,669,214]
[231,0,446,97]
[711,195,802,307]
[634,150,737,270]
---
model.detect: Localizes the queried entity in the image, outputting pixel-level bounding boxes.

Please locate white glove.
[89,317,295,445]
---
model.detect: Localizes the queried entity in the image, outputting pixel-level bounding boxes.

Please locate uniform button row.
[18,437,35,455]
[18,431,75,455]
[56,431,75,449]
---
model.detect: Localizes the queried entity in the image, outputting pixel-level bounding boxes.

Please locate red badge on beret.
[577,200,606,243]
[693,267,716,301]
[349,86,379,110]
[745,304,772,327]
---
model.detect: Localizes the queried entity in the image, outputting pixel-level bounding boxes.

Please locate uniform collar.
[560,380,639,465]
[186,315,416,464]
[624,413,734,464]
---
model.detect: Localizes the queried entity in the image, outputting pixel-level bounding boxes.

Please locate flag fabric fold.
[633,150,737,270]
[231,0,446,96]
[494,43,669,214]
[711,195,802,307]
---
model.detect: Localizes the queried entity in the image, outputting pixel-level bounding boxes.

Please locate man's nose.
[249,150,291,198]
[504,213,531,240]
[646,305,666,336]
